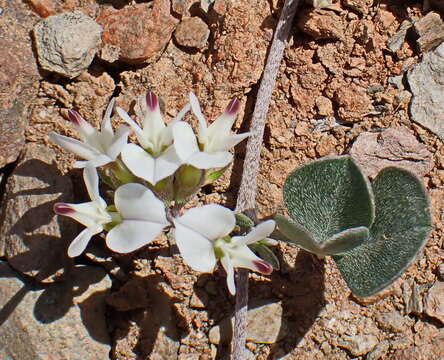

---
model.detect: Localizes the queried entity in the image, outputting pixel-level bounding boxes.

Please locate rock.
[342,0,372,15]
[366,340,390,360]
[333,83,372,122]
[297,8,344,40]
[438,263,444,280]
[189,289,208,308]
[413,12,444,53]
[0,262,111,360]
[424,281,444,324]
[408,42,444,139]
[172,0,198,16]
[315,96,334,116]
[33,11,102,78]
[111,275,180,359]
[174,17,210,49]
[106,277,150,311]
[0,143,75,282]
[208,300,284,345]
[350,127,433,179]
[388,74,405,90]
[0,0,40,168]
[402,279,424,315]
[375,311,410,332]
[97,0,178,64]
[27,0,56,17]
[387,20,412,53]
[337,334,378,356]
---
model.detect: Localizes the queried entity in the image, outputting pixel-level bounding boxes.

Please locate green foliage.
[277,156,431,297]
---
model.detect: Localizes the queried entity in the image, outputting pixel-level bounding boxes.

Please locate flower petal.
[114,183,168,224]
[173,220,216,272]
[189,92,208,140]
[172,121,200,161]
[67,225,102,257]
[68,110,97,140]
[101,98,115,135]
[116,107,152,149]
[121,143,156,184]
[83,166,106,207]
[106,220,166,253]
[228,246,273,275]
[107,125,130,160]
[49,132,100,160]
[153,145,182,183]
[232,220,276,246]
[162,103,192,146]
[215,132,251,152]
[187,151,233,169]
[142,92,165,144]
[75,154,112,169]
[59,202,111,228]
[175,204,235,240]
[220,255,236,295]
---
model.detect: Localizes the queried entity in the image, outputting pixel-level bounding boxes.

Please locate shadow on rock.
[1,154,76,283]
[199,247,325,359]
[108,274,187,359]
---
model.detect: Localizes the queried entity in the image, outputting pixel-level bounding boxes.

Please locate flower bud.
[174,165,204,202]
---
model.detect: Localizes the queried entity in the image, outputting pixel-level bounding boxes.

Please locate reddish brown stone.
[333,83,372,122]
[174,17,210,49]
[26,0,56,17]
[97,0,179,63]
[297,8,345,40]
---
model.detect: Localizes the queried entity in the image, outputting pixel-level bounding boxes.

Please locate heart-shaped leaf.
[333,167,431,297]
[283,156,375,245]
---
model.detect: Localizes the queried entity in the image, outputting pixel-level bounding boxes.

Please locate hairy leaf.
[334,167,431,297]
[283,156,374,245]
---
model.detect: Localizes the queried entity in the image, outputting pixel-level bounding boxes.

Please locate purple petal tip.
[68,109,82,126]
[146,91,158,111]
[54,203,74,215]
[253,259,273,275]
[226,98,240,115]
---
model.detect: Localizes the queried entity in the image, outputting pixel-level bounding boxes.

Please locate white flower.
[173,204,274,295]
[117,91,190,185]
[54,166,112,257]
[49,99,130,168]
[106,182,170,253]
[172,93,250,169]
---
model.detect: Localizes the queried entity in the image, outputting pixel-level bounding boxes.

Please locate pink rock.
[97,0,179,64]
[350,127,433,179]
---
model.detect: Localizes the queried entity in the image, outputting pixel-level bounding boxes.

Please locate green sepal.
[235,213,255,233]
[251,242,280,270]
[334,167,431,297]
[206,165,229,183]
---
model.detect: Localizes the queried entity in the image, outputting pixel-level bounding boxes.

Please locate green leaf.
[283,156,375,245]
[320,227,369,255]
[251,243,280,270]
[334,167,431,297]
[275,214,368,256]
[274,214,320,254]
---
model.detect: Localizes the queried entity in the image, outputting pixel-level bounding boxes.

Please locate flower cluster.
[50,92,275,294]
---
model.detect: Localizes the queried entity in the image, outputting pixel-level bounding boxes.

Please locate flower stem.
[231,0,301,358]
